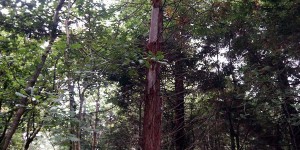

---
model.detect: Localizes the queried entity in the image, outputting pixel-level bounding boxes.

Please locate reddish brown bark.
[142,0,163,150]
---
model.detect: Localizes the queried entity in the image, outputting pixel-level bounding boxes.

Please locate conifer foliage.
[0,0,299,149]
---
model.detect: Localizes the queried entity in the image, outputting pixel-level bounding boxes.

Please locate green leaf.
[145,61,151,68]
[156,51,164,60]
[70,43,82,50]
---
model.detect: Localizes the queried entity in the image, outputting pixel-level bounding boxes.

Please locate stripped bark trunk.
[142,0,163,150]
[0,1,65,149]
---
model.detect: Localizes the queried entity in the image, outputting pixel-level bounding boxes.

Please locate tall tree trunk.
[139,91,143,150]
[227,110,236,150]
[77,82,90,150]
[68,79,77,150]
[0,1,65,149]
[277,60,300,150]
[76,82,87,150]
[174,60,186,150]
[64,1,80,149]
[236,123,240,150]
[188,103,196,150]
[275,124,283,150]
[142,0,163,150]
[92,85,100,150]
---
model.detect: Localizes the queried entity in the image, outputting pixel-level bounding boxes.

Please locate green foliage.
[1,0,300,149]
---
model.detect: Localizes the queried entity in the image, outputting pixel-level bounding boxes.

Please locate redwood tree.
[142,0,163,149]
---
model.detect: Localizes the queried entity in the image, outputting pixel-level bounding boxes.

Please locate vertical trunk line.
[174,60,186,150]
[65,0,80,149]
[138,91,143,150]
[142,0,163,150]
[227,111,236,150]
[92,85,101,150]
[277,60,300,150]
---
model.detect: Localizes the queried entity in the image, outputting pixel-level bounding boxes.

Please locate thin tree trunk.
[138,91,143,150]
[77,82,90,150]
[142,0,163,150]
[236,123,240,150]
[68,79,77,150]
[0,1,65,149]
[66,34,77,150]
[24,125,42,150]
[227,111,236,150]
[275,124,283,150]
[277,60,300,150]
[92,86,101,150]
[0,113,12,144]
[174,60,186,150]
[77,83,86,150]
[64,1,80,149]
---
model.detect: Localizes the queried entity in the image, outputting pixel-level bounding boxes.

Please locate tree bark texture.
[174,60,186,150]
[0,1,65,149]
[142,0,163,150]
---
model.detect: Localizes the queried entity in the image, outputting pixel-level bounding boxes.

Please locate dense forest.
[0,0,300,149]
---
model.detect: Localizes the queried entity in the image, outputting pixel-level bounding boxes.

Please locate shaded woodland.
[0,0,300,149]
